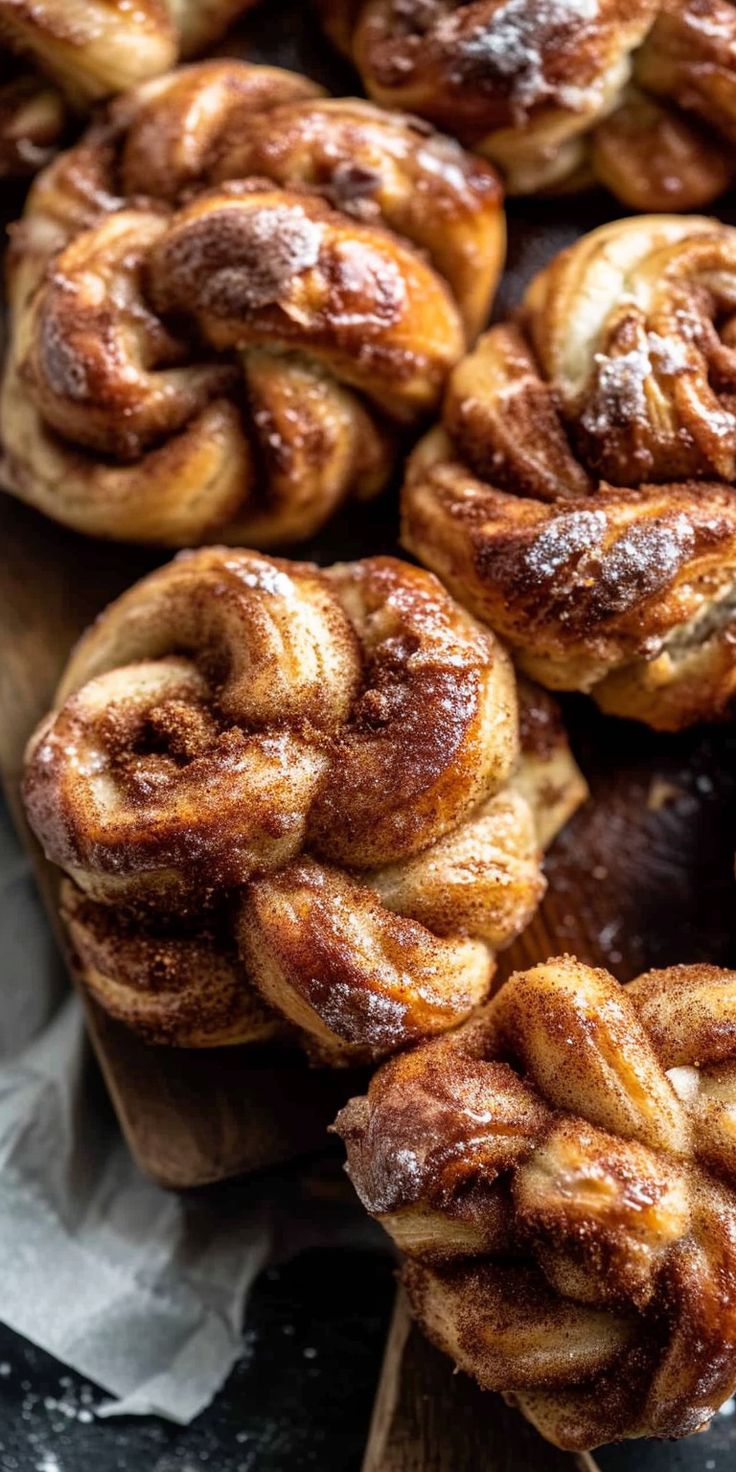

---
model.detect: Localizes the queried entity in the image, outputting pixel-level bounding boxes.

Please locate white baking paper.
[0,802,272,1424]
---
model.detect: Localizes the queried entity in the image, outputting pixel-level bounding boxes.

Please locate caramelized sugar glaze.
[1,59,505,542]
[402,215,736,730]
[23,547,586,1061]
[319,0,736,209]
[0,1,262,178]
[336,956,736,1448]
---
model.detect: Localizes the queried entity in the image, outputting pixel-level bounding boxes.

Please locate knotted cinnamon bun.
[0,2,262,178]
[23,547,585,1063]
[0,59,505,545]
[402,214,736,730]
[335,956,736,1449]
[0,54,65,177]
[318,0,736,209]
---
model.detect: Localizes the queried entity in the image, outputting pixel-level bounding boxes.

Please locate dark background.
[0,1236,394,1472]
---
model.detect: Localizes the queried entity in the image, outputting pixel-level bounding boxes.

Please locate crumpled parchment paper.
[0,800,273,1424]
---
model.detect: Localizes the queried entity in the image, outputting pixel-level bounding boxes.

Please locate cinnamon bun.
[402,214,736,730]
[335,955,736,1448]
[1,59,505,545]
[318,0,736,209]
[0,2,262,177]
[23,547,585,1063]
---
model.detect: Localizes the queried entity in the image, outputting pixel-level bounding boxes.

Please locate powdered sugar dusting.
[523,510,607,581]
[595,514,696,616]
[581,331,736,441]
[447,0,600,117]
[316,978,409,1048]
[222,555,293,598]
[647,332,691,375]
[581,347,652,436]
[682,5,736,40]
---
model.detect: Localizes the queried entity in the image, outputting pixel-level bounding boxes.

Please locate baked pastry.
[23,546,585,1062]
[335,955,736,1448]
[402,214,736,731]
[0,54,66,177]
[0,3,262,179]
[318,0,736,209]
[0,59,505,546]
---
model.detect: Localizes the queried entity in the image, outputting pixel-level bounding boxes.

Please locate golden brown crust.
[334,956,736,1448]
[310,556,518,866]
[61,878,284,1047]
[319,0,736,207]
[0,3,264,176]
[1,58,505,548]
[592,87,736,212]
[23,548,583,1062]
[237,858,494,1067]
[318,0,654,178]
[402,215,736,730]
[636,0,736,152]
[0,2,260,106]
[0,56,66,178]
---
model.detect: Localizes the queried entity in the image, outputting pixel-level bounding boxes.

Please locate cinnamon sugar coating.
[23,547,585,1064]
[335,956,736,1448]
[0,1,261,178]
[1,58,505,547]
[402,215,736,730]
[319,0,736,209]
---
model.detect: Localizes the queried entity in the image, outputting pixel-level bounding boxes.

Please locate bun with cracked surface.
[1,59,505,545]
[23,546,584,1063]
[335,955,736,1449]
[402,214,736,730]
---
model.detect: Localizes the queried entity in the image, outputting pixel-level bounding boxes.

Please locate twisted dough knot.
[24,548,585,1061]
[336,957,736,1448]
[402,214,736,730]
[319,0,736,208]
[1,59,505,547]
[0,56,66,179]
[0,2,260,107]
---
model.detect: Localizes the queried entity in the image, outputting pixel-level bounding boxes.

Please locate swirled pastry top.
[318,0,736,209]
[402,213,736,731]
[335,955,736,1448]
[24,547,585,1062]
[0,59,505,548]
